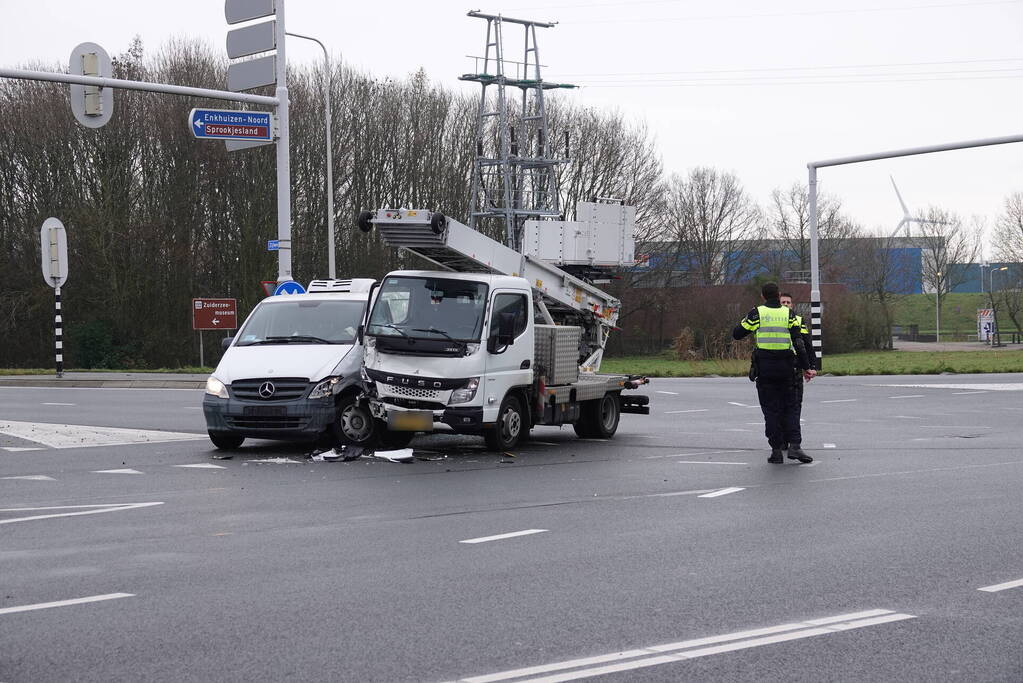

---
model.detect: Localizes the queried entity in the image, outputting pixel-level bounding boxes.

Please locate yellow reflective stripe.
[741,318,758,331]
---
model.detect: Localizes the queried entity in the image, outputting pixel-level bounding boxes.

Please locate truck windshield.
[234,299,364,345]
[367,277,488,342]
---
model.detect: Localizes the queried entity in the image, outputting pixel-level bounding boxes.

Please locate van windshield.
[235,299,364,345]
[366,276,488,342]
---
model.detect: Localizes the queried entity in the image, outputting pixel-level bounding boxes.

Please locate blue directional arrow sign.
[267,239,280,251]
[189,108,273,142]
[273,281,306,296]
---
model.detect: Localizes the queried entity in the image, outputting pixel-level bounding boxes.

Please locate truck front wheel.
[484,395,526,451]
[574,392,621,439]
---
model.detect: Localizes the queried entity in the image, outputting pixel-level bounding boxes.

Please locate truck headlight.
[449,377,480,404]
[205,376,228,399]
[309,376,342,400]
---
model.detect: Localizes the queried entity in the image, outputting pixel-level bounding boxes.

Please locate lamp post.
[935,271,941,343]
[990,266,1009,346]
[286,31,336,279]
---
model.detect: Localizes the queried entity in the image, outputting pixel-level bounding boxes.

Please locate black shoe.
[787,446,813,463]
[768,448,784,464]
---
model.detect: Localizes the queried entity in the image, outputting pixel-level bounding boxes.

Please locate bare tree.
[661,167,763,286]
[765,182,856,282]
[993,192,1023,262]
[916,207,981,339]
[844,226,918,349]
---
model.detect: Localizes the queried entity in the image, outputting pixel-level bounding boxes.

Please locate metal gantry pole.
[54,284,64,378]
[807,166,822,366]
[287,32,336,279]
[274,0,292,283]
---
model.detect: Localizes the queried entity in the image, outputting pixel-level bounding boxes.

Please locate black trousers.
[756,376,802,449]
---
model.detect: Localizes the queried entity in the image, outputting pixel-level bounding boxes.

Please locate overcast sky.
[3,0,1022,254]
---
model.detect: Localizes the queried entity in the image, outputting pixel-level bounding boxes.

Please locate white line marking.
[184,406,203,410]
[1,447,44,452]
[889,395,924,399]
[0,502,163,525]
[952,391,987,395]
[175,463,226,469]
[41,402,75,406]
[655,391,679,395]
[823,443,836,449]
[875,383,1023,392]
[820,399,857,403]
[93,468,142,474]
[460,609,914,683]
[676,461,748,466]
[0,593,134,616]
[978,578,1023,592]
[698,487,745,498]
[1,475,56,481]
[644,450,746,460]
[665,409,708,414]
[0,420,203,449]
[893,415,924,419]
[728,402,755,407]
[459,529,548,544]
[723,428,750,432]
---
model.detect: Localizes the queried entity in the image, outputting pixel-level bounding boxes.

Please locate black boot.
[768,448,784,464]
[787,445,813,463]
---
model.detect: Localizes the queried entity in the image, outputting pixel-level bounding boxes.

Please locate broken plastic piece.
[375,448,415,463]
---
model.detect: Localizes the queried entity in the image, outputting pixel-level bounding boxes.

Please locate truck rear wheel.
[484,394,525,451]
[573,392,621,439]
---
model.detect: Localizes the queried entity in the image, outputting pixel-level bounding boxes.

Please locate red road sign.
[192,298,238,330]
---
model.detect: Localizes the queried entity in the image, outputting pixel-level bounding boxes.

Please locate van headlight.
[449,377,480,404]
[309,376,342,399]
[205,376,228,399]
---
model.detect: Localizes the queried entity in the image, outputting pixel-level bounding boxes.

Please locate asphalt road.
[2,374,1023,682]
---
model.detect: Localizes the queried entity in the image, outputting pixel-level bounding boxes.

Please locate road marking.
[175,463,226,469]
[93,468,142,474]
[460,529,548,544]
[645,450,746,460]
[458,609,915,683]
[875,383,1023,392]
[893,415,924,419]
[723,428,750,432]
[888,395,924,399]
[655,391,679,395]
[184,406,203,410]
[698,487,745,498]
[1,475,56,481]
[41,402,75,406]
[952,391,987,395]
[728,402,756,407]
[0,502,163,525]
[1,447,44,452]
[676,461,748,466]
[978,578,1023,593]
[823,443,836,448]
[820,399,857,403]
[0,420,203,449]
[0,593,134,616]
[665,409,708,414]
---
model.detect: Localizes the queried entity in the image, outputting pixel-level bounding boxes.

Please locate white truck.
[356,204,650,451]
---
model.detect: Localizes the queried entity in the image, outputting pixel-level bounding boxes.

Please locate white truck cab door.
[483,291,533,406]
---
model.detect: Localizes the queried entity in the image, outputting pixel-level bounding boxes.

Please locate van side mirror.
[221,337,233,351]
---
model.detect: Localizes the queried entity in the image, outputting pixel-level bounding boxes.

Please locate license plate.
[388,410,433,432]
[243,406,287,417]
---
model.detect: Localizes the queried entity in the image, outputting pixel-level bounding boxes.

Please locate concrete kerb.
[0,373,207,390]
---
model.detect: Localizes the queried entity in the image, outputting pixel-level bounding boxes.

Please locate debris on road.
[374,448,414,463]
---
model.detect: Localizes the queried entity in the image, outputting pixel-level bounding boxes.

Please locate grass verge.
[0,367,212,375]
[602,350,1023,378]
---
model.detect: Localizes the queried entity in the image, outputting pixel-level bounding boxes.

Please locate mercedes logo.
[258,381,276,398]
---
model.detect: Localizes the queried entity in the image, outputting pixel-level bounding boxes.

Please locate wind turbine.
[890,176,944,238]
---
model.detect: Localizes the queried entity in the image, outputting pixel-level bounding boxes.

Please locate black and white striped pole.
[40,218,69,378]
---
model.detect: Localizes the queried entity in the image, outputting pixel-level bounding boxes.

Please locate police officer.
[733,282,815,464]
[780,291,819,453]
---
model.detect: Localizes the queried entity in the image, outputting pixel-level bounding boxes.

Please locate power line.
[549,56,1023,78]
[572,66,1023,85]
[558,0,1023,25]
[579,73,1023,88]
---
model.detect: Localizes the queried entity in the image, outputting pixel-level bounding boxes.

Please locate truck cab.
[203,278,378,450]
[362,271,534,449]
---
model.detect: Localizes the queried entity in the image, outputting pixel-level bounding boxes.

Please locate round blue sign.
[273,281,306,296]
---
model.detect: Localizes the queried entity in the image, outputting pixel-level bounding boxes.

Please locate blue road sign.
[189,108,273,141]
[267,239,280,251]
[273,281,306,296]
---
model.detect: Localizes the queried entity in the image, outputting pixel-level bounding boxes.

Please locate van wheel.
[377,427,415,450]
[209,432,244,450]
[333,395,376,445]
[573,393,620,439]
[484,395,525,451]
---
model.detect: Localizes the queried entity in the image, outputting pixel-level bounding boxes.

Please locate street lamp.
[990,266,1009,346]
[286,31,336,279]
[935,271,941,343]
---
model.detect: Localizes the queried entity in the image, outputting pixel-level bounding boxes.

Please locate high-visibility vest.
[754,305,793,351]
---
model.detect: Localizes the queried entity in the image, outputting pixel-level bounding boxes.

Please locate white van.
[202,279,378,450]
